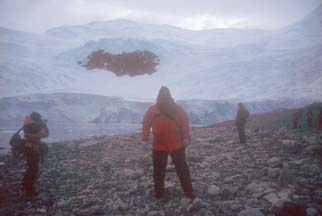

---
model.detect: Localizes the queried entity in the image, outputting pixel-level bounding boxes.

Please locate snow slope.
[0,4,321,101]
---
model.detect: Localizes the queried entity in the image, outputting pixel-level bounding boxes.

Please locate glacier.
[0,4,321,101]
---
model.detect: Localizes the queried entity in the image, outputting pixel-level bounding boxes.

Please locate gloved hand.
[183,139,190,148]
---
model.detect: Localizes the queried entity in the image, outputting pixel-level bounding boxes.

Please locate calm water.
[0,121,141,153]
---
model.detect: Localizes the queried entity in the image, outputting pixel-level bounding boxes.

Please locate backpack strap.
[16,127,23,134]
[152,111,184,144]
[164,113,184,144]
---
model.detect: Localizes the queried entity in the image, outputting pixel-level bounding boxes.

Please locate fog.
[0,0,321,32]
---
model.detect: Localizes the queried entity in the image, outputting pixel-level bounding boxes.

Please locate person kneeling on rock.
[141,86,196,200]
[22,112,49,196]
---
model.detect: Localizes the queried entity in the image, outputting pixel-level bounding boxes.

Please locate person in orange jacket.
[22,112,49,196]
[141,86,195,199]
[317,108,322,130]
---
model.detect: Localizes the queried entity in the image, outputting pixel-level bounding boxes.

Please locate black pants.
[237,123,246,144]
[307,119,312,127]
[153,148,195,199]
[23,149,39,193]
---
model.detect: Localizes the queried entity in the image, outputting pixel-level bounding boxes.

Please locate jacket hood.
[156,86,175,115]
[157,86,173,104]
[23,116,37,125]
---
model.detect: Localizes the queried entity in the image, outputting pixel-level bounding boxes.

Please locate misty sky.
[0,0,321,32]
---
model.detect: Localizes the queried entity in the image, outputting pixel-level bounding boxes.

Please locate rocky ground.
[0,121,322,216]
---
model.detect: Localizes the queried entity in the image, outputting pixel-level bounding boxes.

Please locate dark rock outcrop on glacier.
[0,108,321,216]
[80,49,160,76]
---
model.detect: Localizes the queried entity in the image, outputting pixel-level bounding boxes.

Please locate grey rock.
[306,207,321,216]
[207,184,221,196]
[246,181,272,195]
[267,157,282,168]
[192,197,202,208]
[180,198,191,208]
[166,164,176,172]
[134,168,144,177]
[277,189,293,200]
[114,200,128,211]
[122,168,136,178]
[57,198,69,208]
[91,206,105,215]
[187,197,202,212]
[238,208,265,216]
[147,210,166,216]
[139,206,150,215]
[267,168,280,178]
[313,188,322,198]
[36,208,46,214]
[211,136,225,143]
[282,140,301,153]
[263,193,280,205]
[301,164,321,177]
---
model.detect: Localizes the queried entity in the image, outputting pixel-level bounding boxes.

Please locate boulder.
[238,208,265,216]
[207,185,221,196]
[301,164,321,177]
[267,157,282,168]
[306,207,321,216]
[263,193,280,205]
[147,211,166,216]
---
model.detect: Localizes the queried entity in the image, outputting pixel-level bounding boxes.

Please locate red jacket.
[318,111,322,130]
[292,114,300,123]
[142,103,190,152]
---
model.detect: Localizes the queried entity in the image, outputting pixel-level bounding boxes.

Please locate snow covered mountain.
[46,19,270,48]
[0,4,321,101]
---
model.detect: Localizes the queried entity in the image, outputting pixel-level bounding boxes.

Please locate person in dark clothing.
[306,110,313,128]
[235,103,250,144]
[22,112,49,196]
[317,108,322,131]
[142,86,195,200]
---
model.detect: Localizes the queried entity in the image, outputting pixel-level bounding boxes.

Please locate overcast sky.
[0,0,321,32]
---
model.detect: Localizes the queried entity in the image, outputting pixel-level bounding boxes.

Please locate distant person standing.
[292,112,300,129]
[306,110,313,128]
[317,108,322,131]
[22,112,49,196]
[235,103,250,144]
[141,86,196,200]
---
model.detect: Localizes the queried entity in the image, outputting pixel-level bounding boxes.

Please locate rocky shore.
[1,121,321,216]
